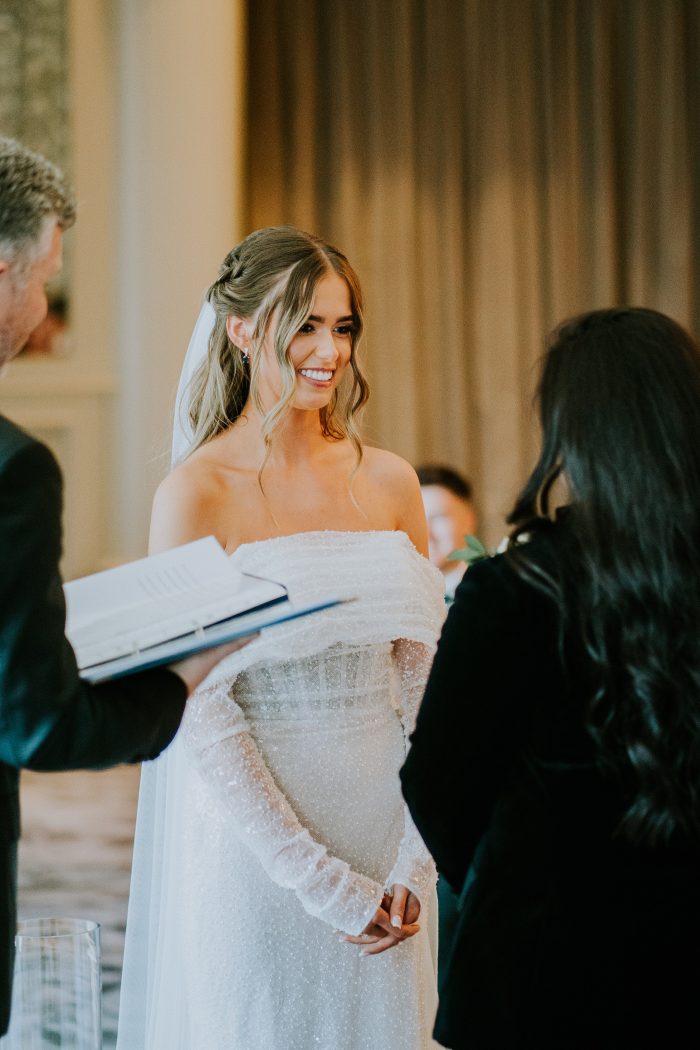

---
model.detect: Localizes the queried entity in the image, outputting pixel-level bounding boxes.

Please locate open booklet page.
[75,596,346,684]
[64,537,288,672]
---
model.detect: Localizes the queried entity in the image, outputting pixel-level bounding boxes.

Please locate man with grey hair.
[0,138,75,363]
[0,137,243,1034]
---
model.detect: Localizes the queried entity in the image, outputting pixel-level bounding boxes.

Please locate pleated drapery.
[245,0,700,541]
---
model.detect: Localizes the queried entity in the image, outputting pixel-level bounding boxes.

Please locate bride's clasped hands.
[341,885,422,956]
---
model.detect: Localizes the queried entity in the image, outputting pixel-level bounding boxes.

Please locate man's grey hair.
[0,136,76,266]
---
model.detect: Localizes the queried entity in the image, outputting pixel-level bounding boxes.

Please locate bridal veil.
[117,299,215,1047]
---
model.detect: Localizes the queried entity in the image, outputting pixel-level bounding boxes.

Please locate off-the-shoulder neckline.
[230,529,419,556]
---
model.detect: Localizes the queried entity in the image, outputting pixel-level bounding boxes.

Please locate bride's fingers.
[341,931,382,944]
[359,933,399,956]
[389,884,409,930]
[343,915,420,946]
[404,892,421,926]
[360,924,420,957]
[398,921,421,939]
[367,906,394,937]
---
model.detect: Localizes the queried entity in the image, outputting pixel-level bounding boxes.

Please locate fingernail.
[359,950,370,958]
[391,915,402,928]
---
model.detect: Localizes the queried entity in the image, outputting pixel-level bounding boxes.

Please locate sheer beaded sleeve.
[385,639,438,904]
[181,682,385,935]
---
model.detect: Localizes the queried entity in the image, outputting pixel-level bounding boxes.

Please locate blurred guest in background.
[417,465,477,600]
[20,293,68,356]
[416,464,477,990]
[403,308,700,1048]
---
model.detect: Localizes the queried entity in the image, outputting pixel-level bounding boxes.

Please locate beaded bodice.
[233,642,395,723]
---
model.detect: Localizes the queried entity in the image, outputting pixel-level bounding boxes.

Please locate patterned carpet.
[17,765,141,1049]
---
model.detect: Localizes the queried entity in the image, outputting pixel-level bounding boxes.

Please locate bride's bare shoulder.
[361,445,420,492]
[360,446,428,555]
[150,444,240,551]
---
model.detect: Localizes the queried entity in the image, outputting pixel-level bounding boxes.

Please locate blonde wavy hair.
[186,226,370,478]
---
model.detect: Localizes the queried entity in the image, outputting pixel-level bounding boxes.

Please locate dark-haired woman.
[401,307,700,1048]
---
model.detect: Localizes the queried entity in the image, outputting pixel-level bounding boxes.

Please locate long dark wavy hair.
[507,307,700,846]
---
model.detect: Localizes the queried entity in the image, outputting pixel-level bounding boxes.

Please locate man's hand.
[169,634,258,696]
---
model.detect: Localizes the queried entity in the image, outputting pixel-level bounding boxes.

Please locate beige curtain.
[244,0,700,543]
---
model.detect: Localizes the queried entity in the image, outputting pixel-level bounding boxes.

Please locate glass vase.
[0,918,101,1049]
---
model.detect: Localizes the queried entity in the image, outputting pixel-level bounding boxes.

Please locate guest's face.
[421,484,478,573]
[259,271,355,413]
[0,218,63,366]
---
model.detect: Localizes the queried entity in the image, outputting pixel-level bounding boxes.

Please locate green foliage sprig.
[447,534,490,566]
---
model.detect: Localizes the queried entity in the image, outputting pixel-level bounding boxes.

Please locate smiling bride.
[117,226,445,1050]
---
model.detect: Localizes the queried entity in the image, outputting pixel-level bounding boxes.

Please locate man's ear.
[225,315,251,351]
[0,260,10,278]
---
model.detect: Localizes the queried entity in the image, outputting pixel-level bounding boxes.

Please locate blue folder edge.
[78,597,347,684]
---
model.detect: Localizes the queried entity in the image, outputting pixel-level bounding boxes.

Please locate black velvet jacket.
[401,527,700,1049]
[0,416,187,1033]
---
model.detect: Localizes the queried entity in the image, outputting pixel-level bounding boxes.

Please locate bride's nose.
[315,329,338,361]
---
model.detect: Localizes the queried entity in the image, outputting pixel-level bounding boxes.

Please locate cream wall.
[1,0,246,578]
[115,0,246,560]
[0,0,117,580]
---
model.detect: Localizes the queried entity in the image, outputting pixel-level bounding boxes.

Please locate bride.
[117,226,445,1049]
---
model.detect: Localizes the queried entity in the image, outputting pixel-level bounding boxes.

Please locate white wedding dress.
[118,530,445,1050]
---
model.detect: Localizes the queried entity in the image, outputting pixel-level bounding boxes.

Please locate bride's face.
[262,271,355,412]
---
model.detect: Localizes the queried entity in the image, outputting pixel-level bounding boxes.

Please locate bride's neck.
[231,403,330,468]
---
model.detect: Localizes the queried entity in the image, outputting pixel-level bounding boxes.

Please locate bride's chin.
[291,386,335,411]
[291,397,333,414]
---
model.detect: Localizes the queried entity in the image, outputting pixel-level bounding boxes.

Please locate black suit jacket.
[401,528,700,1049]
[0,416,187,1033]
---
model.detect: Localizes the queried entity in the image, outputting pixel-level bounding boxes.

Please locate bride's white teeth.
[300,369,333,381]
